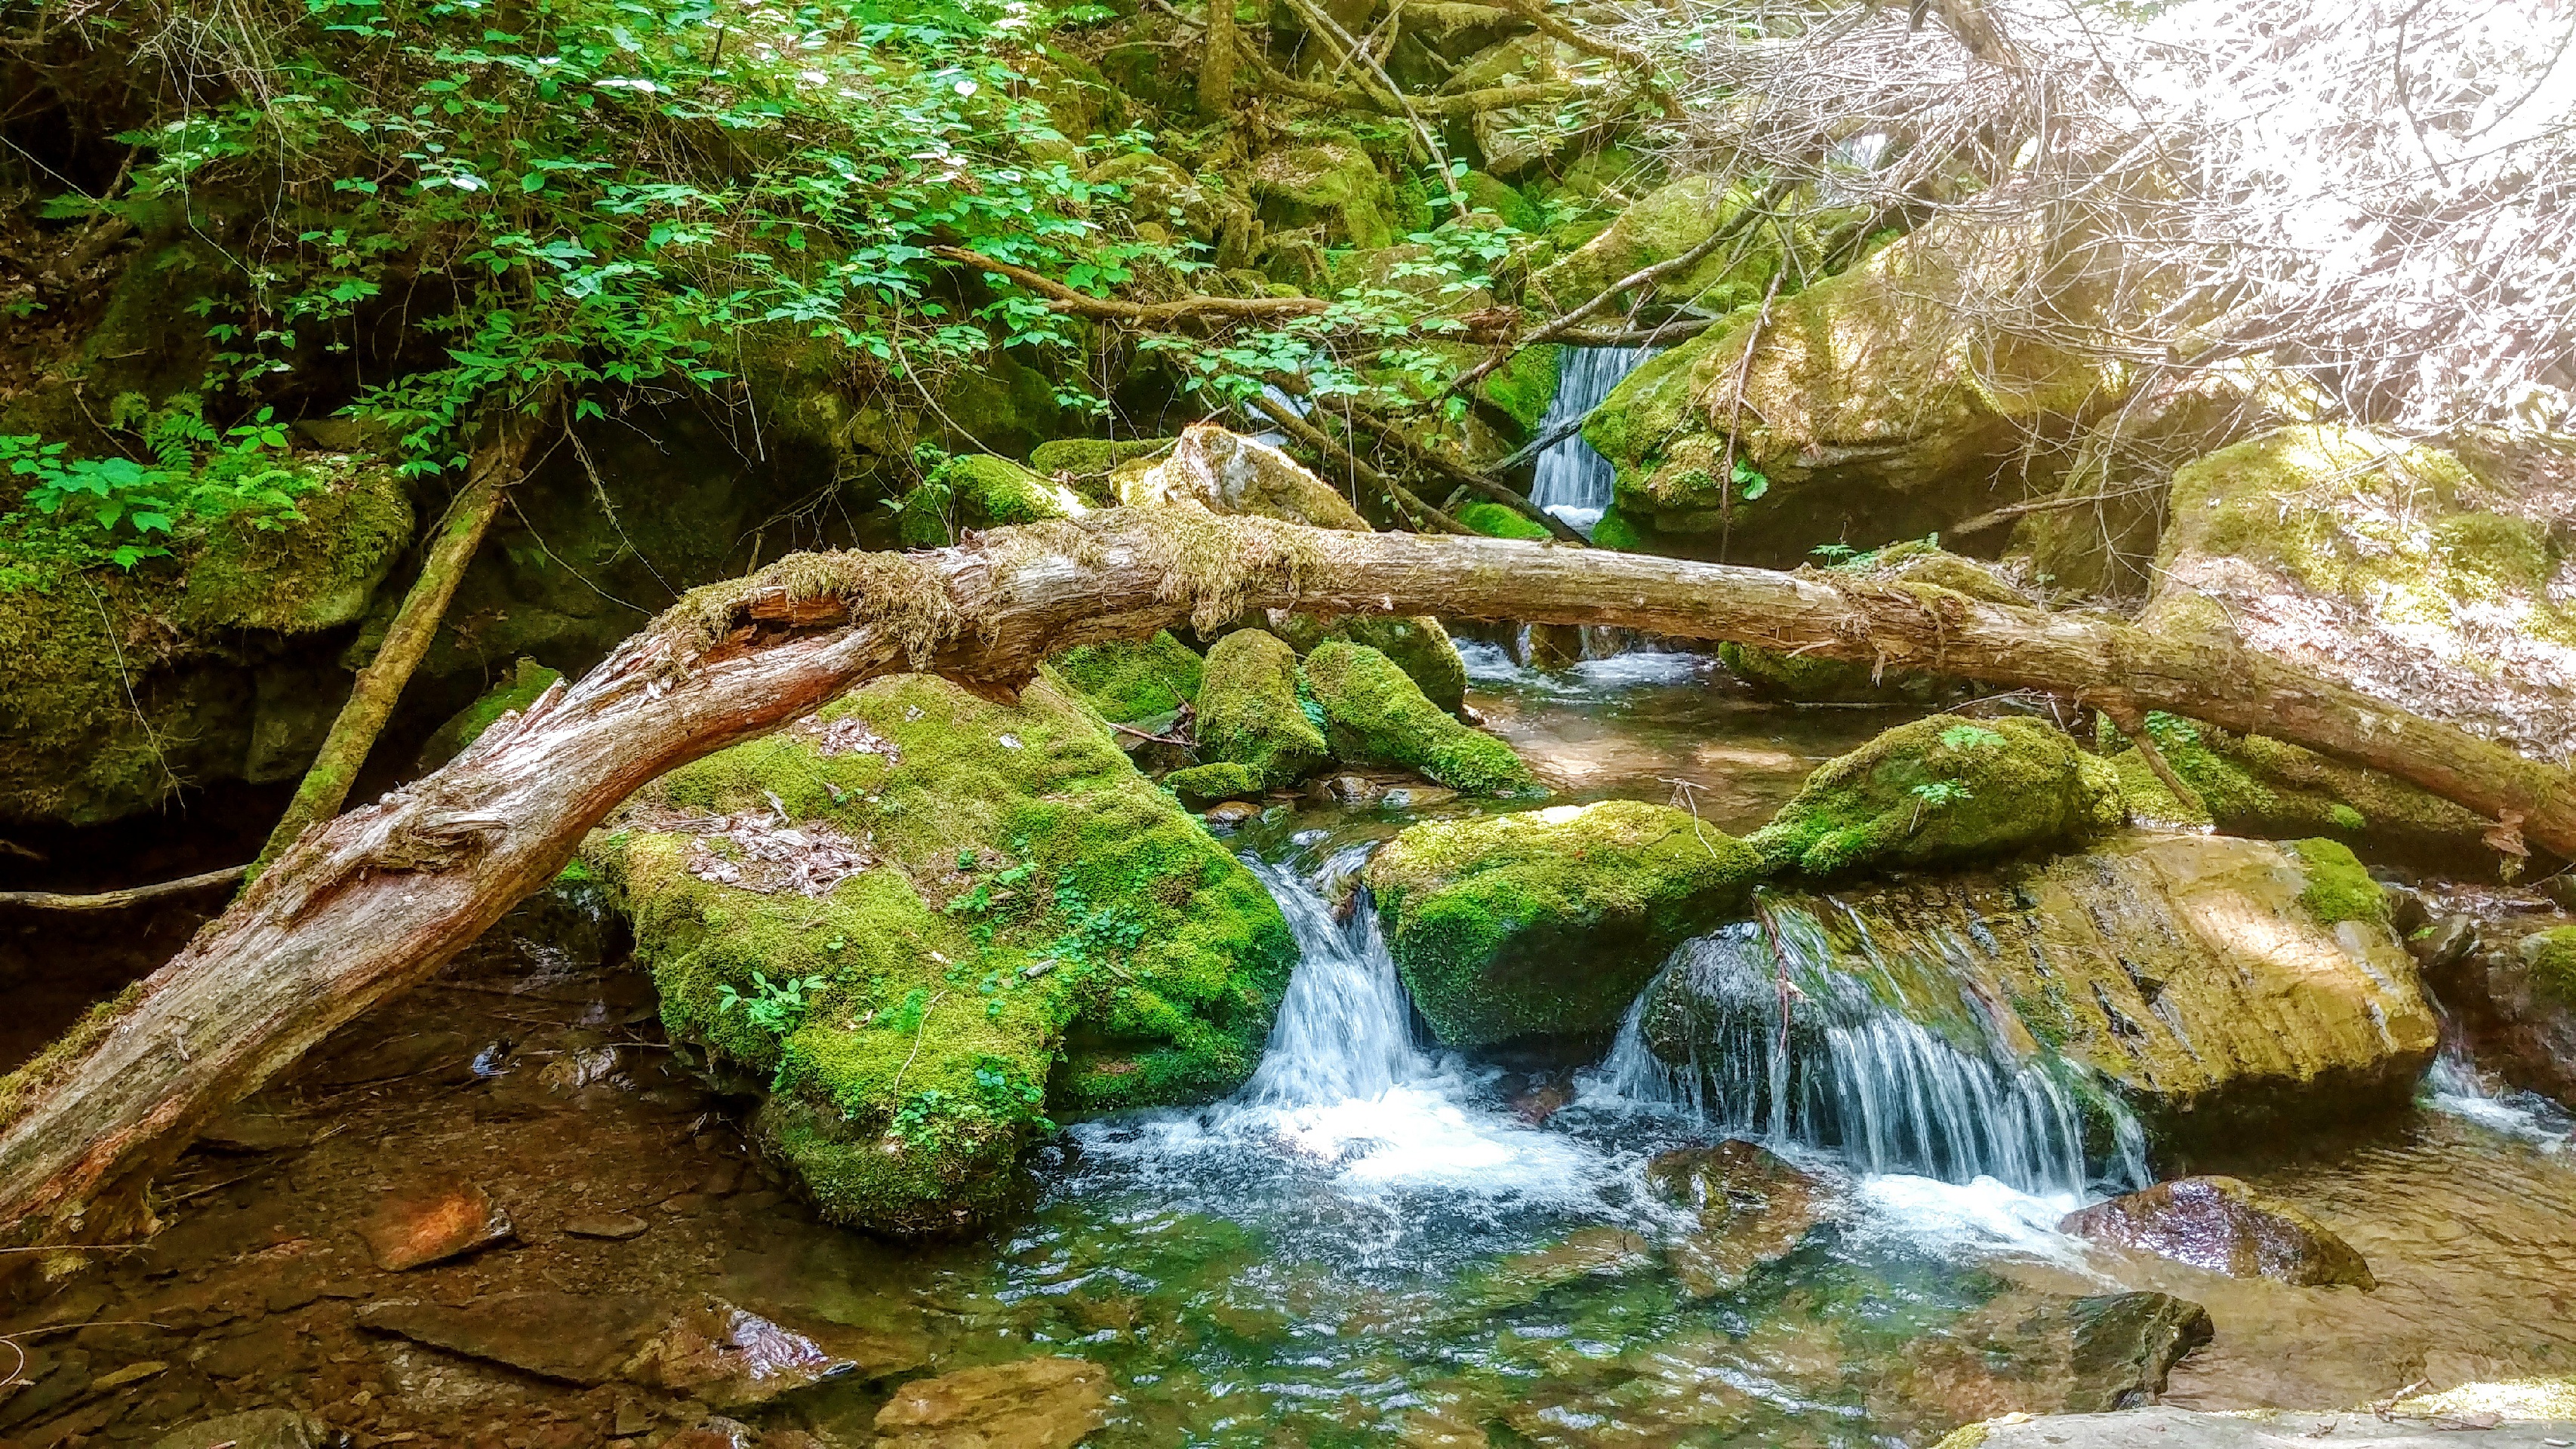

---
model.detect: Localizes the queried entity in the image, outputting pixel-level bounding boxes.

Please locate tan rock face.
[1645,1139,1831,1297]
[1122,424,1371,530]
[2060,1176,2377,1289]
[359,1179,513,1271]
[875,1356,1112,1449]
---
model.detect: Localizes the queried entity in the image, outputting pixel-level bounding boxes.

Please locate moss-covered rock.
[1477,345,1561,438]
[1026,437,1174,505]
[1303,641,1540,795]
[0,453,414,824]
[2104,713,2491,865]
[1263,611,1471,715]
[2145,426,2576,759]
[1526,177,1808,321]
[1118,424,1369,530]
[1046,631,1204,724]
[417,657,563,771]
[1250,142,1402,250]
[1584,217,2127,566]
[589,673,1294,1234]
[1165,761,1260,808]
[1750,716,2123,876]
[897,454,1088,549]
[1455,500,1553,541]
[1193,629,1329,788]
[1719,543,2027,703]
[1367,801,1761,1048]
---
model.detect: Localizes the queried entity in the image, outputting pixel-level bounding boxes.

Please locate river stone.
[359,1179,515,1270]
[874,1355,1111,1449]
[1888,1290,2212,1426]
[1938,1405,2576,1449]
[1646,1140,1831,1297]
[2423,919,2576,1109]
[150,1410,337,1449]
[563,1211,652,1240]
[629,1297,931,1407]
[2061,1176,2376,1289]
[358,1292,663,1383]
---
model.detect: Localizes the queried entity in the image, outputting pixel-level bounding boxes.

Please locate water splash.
[1530,346,1657,533]
[1589,915,2145,1198]
[2422,1044,2574,1149]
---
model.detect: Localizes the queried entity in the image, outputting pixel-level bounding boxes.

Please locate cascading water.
[1529,346,1656,534]
[1239,851,1430,1106]
[1590,913,2149,1197]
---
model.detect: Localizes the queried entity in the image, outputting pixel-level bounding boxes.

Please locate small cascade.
[1241,853,1430,1106]
[1243,382,1311,450]
[2422,1041,2575,1146]
[1593,912,2144,1197]
[1529,346,1655,534]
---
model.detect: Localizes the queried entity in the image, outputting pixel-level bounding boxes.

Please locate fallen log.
[2,509,2569,1275]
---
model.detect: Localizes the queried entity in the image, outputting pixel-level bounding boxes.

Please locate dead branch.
[1247,393,1473,535]
[0,866,246,913]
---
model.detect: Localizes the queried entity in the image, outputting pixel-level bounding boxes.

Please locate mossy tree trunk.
[251,393,558,877]
[2,510,2571,1272]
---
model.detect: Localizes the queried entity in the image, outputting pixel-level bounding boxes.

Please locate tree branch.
[931,246,1328,328]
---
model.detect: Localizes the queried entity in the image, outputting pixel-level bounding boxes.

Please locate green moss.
[1166,761,1260,807]
[1368,801,1761,1047]
[0,455,414,824]
[1185,628,1328,788]
[1027,437,1175,504]
[1589,506,1648,552]
[1455,500,1553,541]
[1477,345,1562,437]
[1265,612,1470,714]
[1749,716,2122,876]
[417,657,563,769]
[1457,169,1541,232]
[2106,712,2488,861]
[1528,177,1804,320]
[1047,630,1204,724]
[589,673,1294,1233]
[896,453,1087,549]
[1251,142,1402,249]
[1303,641,1541,796]
[2522,928,2576,1004]
[2287,838,2389,931]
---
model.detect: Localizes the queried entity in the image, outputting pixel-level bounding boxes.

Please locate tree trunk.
[3,511,2569,1272]
[252,395,557,875]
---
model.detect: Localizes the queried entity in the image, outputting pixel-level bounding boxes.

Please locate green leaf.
[520,171,546,192]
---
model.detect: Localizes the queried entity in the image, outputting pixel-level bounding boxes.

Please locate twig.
[1279,383,1589,545]
[1717,267,1786,560]
[0,865,245,912]
[2104,706,2208,821]
[886,990,949,1100]
[1248,392,1473,536]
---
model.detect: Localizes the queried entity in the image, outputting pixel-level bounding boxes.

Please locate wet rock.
[359,1180,515,1270]
[563,1211,652,1241]
[1310,774,1379,805]
[2413,913,2479,970]
[2429,919,2576,1109]
[2061,1176,2375,1289]
[536,1043,629,1093]
[1507,1079,1572,1125]
[357,1292,663,1384]
[1202,801,1261,827]
[660,1417,758,1449]
[1646,1140,1831,1297]
[1940,1405,2576,1449]
[1748,715,2123,877]
[196,1109,313,1154]
[149,1409,337,1449]
[628,1297,930,1408]
[2540,874,2576,914]
[874,1356,1111,1449]
[1891,1290,2211,1425]
[1472,1226,1657,1312]
[1380,786,1457,811]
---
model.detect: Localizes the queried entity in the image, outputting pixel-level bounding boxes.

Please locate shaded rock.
[1027,435,1174,503]
[1368,801,1760,1048]
[1646,1140,1830,1297]
[1304,642,1541,797]
[2430,920,2576,1109]
[2005,382,2260,601]
[562,1211,651,1241]
[896,454,1088,549]
[360,1180,514,1271]
[1193,629,1330,789]
[1249,142,1402,250]
[357,1292,663,1384]
[2060,1176,2375,1289]
[1749,716,2122,877]
[417,656,564,771]
[629,1298,931,1407]
[1202,801,1260,827]
[1311,773,1380,805]
[1889,1290,2211,1426]
[2103,713,2492,866]
[196,1109,313,1155]
[2411,913,2479,971]
[875,1356,1111,1449]
[149,1410,337,1449]
[1940,1405,2576,1449]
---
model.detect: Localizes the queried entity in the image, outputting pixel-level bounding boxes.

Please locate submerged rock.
[1646,1140,1831,1297]
[1367,801,1759,1048]
[358,1292,663,1385]
[149,1411,337,1449]
[1748,715,2123,876]
[589,673,1294,1234]
[1639,834,2438,1149]
[1888,1290,2212,1426]
[1193,629,1330,789]
[1304,641,1540,797]
[874,1356,1111,1449]
[2061,1176,2375,1288]
[359,1179,514,1271]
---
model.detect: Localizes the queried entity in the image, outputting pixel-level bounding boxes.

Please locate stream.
[5,654,2574,1447]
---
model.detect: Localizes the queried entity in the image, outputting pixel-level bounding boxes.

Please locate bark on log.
[3,512,2570,1272]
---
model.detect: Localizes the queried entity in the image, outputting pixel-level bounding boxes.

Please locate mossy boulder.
[1193,629,1329,788]
[417,657,563,771]
[1750,716,2123,876]
[2145,425,2576,759]
[1525,177,1808,321]
[1165,761,1260,808]
[1026,437,1174,505]
[1719,543,2029,703]
[1303,641,1541,796]
[1046,630,1204,725]
[1584,217,2126,565]
[1250,142,1402,250]
[2436,920,2576,1110]
[1456,500,1553,541]
[0,453,414,824]
[1119,424,1369,530]
[2105,713,2490,866]
[589,674,1295,1234]
[1476,343,1561,438]
[1366,801,1762,1048]
[1263,611,1471,715]
[897,454,1088,549]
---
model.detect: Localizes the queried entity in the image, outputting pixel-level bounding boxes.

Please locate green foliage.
[0,404,312,571]
[717,969,829,1036]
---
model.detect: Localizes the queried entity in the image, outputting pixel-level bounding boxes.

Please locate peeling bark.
[2,512,2569,1271]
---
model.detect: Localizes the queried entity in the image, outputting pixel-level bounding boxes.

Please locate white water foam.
[1531,346,1657,534]
[2424,1048,2574,1149]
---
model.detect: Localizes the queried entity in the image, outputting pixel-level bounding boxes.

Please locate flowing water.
[1529,347,1657,536]
[9,656,2576,1447]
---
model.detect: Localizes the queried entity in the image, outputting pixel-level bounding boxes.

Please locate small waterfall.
[1593,915,2142,1198]
[1242,854,1430,1106]
[1529,346,1655,533]
[1243,382,1310,451]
